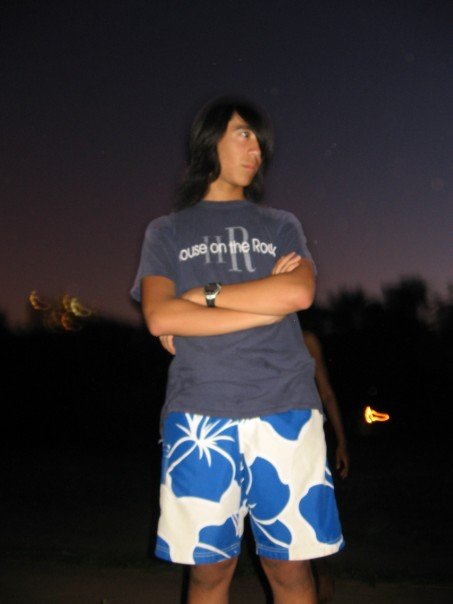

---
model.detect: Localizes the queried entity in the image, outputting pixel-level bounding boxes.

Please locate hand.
[272,252,302,275]
[335,443,349,479]
[159,334,176,355]
[264,314,285,325]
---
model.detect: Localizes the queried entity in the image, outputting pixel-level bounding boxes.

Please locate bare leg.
[260,558,317,604]
[312,558,334,602]
[187,557,238,604]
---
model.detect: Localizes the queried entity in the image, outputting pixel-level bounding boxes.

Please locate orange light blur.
[29,291,93,331]
[364,405,390,424]
[60,312,81,332]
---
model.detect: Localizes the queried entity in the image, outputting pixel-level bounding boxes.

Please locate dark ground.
[2,561,452,603]
[1,429,452,603]
[2,290,452,601]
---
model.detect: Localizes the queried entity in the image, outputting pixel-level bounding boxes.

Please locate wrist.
[203,282,222,307]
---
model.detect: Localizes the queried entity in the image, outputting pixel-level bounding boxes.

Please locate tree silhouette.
[3,276,451,454]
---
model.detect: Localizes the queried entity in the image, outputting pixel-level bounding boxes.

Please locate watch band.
[204,282,222,307]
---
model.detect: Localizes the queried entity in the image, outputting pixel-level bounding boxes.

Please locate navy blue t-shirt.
[131,200,322,420]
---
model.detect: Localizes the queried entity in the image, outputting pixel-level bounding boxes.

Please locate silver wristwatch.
[203,282,222,307]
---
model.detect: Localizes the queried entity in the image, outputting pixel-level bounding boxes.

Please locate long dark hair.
[175,97,274,210]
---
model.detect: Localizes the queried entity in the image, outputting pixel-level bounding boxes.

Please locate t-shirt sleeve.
[277,211,317,274]
[130,215,177,302]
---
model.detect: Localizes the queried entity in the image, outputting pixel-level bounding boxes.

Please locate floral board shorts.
[155,408,344,565]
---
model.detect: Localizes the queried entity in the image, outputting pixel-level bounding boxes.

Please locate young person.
[302,331,349,481]
[131,98,344,604]
[302,330,349,602]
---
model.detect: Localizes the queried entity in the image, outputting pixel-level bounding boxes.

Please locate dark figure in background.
[303,330,349,602]
[131,98,344,603]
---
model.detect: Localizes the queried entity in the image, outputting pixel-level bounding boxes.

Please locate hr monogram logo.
[178,226,277,273]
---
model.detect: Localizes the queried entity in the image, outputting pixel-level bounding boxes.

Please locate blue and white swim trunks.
[156,409,344,564]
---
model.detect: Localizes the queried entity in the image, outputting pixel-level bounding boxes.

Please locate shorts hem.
[256,547,290,560]
[257,539,345,561]
[155,544,241,565]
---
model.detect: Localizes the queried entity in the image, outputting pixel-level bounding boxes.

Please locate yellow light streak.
[62,294,72,311]
[29,290,50,311]
[69,297,91,317]
[364,405,390,424]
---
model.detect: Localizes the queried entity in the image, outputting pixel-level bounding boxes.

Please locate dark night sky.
[1,0,451,326]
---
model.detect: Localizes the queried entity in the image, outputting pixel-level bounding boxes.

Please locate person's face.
[209,112,262,199]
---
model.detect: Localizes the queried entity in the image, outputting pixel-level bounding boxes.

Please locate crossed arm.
[181,255,315,316]
[141,252,315,342]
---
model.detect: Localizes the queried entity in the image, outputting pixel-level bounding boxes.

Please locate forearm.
[184,260,315,315]
[322,394,347,446]
[144,297,279,337]
[324,393,349,478]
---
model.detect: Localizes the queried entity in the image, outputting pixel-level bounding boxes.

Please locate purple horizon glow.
[1,2,451,327]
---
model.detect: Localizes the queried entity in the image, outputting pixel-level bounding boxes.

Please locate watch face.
[204,283,221,307]
[205,283,220,295]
